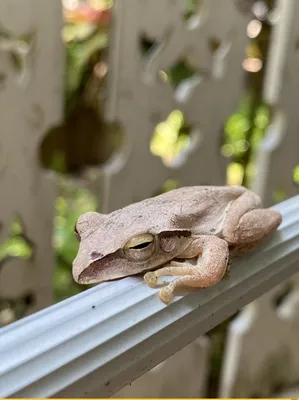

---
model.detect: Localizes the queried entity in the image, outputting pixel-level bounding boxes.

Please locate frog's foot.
[144,264,195,287]
[159,286,173,304]
[144,271,158,288]
[143,276,173,303]
[144,235,229,303]
[144,264,200,303]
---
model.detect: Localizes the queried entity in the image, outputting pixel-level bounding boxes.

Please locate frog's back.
[149,185,247,235]
[89,185,247,257]
[156,185,245,205]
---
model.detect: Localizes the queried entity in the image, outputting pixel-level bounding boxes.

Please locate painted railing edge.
[0,195,299,398]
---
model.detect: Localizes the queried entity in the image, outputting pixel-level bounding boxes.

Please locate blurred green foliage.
[150,110,195,166]
[64,25,108,115]
[163,59,198,88]
[0,218,32,260]
[224,93,271,185]
[53,180,97,301]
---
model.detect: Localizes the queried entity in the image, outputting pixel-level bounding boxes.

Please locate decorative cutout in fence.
[150,109,201,168]
[0,29,34,88]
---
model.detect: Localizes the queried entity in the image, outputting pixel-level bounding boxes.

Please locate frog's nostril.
[90,251,104,260]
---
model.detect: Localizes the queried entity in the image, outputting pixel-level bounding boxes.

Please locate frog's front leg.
[144,236,229,303]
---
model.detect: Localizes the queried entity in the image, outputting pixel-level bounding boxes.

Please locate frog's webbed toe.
[159,286,174,304]
[144,235,229,303]
[144,271,158,288]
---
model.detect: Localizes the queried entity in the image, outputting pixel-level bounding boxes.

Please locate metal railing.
[0,195,299,398]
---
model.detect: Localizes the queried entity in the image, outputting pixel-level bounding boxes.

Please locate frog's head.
[72,207,193,285]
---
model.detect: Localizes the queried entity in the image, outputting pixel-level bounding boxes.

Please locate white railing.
[0,195,299,398]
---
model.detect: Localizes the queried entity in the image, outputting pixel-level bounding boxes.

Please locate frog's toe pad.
[159,286,173,304]
[144,271,158,288]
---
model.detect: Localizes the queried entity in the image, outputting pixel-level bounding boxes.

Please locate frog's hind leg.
[224,208,282,246]
[222,190,282,246]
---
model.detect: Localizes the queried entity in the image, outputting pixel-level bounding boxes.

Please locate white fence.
[1,0,299,397]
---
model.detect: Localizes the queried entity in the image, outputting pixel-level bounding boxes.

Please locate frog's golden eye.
[124,233,154,249]
[123,233,156,261]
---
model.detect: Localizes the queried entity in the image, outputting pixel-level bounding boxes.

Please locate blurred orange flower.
[64,3,111,26]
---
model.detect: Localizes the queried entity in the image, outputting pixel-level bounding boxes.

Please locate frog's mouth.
[74,239,196,285]
[75,252,186,285]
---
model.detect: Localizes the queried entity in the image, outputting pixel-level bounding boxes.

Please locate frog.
[72,186,282,304]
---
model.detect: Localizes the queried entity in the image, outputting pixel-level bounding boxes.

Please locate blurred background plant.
[46,0,112,301]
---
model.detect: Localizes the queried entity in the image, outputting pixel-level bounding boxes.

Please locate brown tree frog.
[72,186,282,304]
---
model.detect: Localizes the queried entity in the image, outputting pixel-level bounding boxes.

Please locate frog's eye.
[123,233,156,261]
[125,233,154,249]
